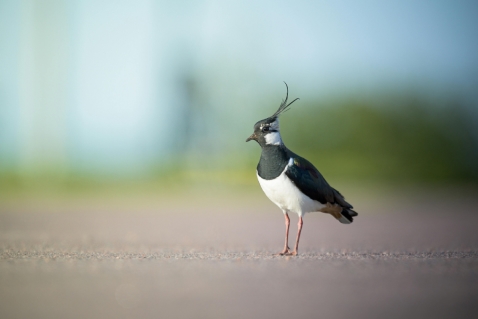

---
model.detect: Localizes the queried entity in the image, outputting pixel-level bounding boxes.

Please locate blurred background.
[1,0,477,207]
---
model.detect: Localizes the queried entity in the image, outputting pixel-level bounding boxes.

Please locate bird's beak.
[246,133,257,142]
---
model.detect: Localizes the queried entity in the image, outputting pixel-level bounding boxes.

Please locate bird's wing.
[285,155,334,204]
[285,154,353,209]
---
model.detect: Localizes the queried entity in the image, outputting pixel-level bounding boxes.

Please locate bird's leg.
[274,213,290,255]
[286,217,303,256]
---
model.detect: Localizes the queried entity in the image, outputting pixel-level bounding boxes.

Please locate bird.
[246,82,358,256]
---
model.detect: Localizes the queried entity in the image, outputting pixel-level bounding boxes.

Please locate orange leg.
[274,213,290,255]
[286,217,303,256]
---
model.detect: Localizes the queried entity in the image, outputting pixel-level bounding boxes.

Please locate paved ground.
[1,189,477,319]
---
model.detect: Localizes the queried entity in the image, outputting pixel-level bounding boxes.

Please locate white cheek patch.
[264,132,282,145]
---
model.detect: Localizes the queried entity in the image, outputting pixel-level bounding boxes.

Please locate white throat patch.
[265,131,282,145]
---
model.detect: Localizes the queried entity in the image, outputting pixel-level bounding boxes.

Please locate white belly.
[257,166,325,217]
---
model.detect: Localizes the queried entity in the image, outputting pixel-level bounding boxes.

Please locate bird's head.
[246,82,299,147]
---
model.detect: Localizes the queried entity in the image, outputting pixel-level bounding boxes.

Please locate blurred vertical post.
[18,0,69,179]
[177,75,195,155]
[173,65,211,168]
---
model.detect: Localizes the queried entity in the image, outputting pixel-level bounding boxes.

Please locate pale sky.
[0,0,477,174]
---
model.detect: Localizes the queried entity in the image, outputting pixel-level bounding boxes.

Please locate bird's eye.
[262,126,270,132]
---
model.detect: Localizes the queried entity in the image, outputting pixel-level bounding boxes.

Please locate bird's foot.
[273,247,291,256]
[284,250,298,256]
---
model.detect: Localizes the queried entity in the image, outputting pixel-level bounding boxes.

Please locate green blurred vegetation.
[0,92,477,203]
[281,94,478,184]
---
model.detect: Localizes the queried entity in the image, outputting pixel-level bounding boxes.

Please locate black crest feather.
[269,82,299,119]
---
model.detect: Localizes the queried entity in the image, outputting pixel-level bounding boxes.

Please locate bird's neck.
[257,144,290,180]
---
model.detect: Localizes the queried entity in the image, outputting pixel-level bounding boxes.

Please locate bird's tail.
[338,208,358,224]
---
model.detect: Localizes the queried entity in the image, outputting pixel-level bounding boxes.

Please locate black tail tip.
[341,209,358,223]
[349,209,358,217]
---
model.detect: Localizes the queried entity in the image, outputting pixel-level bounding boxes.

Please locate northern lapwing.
[246,83,358,256]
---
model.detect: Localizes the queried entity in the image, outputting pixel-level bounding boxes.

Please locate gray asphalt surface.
[1,190,477,319]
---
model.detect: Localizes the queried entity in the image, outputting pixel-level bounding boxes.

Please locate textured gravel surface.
[1,193,477,319]
[2,250,478,261]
